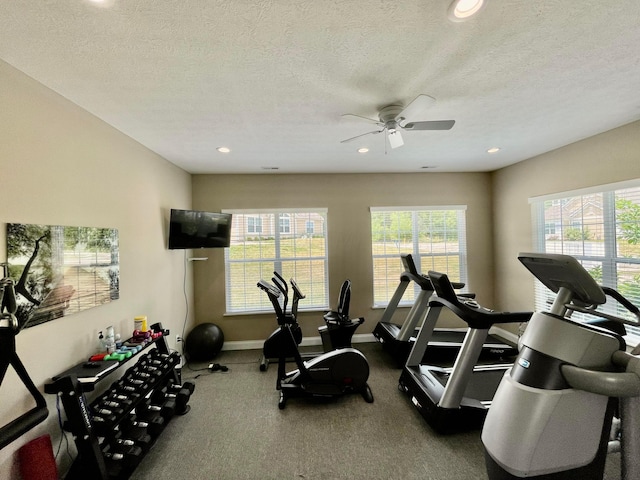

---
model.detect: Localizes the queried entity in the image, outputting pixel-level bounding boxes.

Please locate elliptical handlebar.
[271,272,288,313]
[289,278,305,318]
[602,286,640,317]
[257,280,285,321]
[560,350,640,398]
[257,279,281,298]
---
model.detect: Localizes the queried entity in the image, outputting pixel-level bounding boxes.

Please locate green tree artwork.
[6,223,119,328]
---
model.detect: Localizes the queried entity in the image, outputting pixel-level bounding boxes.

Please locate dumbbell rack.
[45,323,192,480]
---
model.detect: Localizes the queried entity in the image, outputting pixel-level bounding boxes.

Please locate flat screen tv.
[168,209,232,249]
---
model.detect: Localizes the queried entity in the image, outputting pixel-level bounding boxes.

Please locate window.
[247,216,262,234]
[531,180,640,340]
[370,206,468,307]
[279,214,291,233]
[306,221,314,234]
[223,209,329,314]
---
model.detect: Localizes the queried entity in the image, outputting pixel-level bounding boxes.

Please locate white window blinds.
[370,206,468,307]
[223,208,329,314]
[530,180,640,341]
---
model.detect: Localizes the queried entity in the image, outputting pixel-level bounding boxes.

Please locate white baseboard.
[221,328,517,352]
[221,333,376,351]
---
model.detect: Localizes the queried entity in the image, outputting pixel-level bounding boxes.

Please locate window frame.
[530,179,640,343]
[222,208,329,315]
[370,205,468,308]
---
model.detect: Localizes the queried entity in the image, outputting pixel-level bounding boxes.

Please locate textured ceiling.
[2,1,640,174]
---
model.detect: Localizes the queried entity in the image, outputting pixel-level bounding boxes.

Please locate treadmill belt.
[430,367,508,402]
[430,330,512,348]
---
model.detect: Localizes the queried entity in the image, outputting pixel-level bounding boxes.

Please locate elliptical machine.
[483,252,640,480]
[259,272,363,371]
[257,277,373,409]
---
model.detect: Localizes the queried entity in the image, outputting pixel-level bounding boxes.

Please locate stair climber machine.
[399,270,532,434]
[483,252,640,480]
[260,272,363,371]
[373,254,517,367]
[257,277,373,409]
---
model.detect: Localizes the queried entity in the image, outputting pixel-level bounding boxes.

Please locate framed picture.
[6,223,119,328]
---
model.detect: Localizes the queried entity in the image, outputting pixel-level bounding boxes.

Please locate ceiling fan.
[340,94,455,149]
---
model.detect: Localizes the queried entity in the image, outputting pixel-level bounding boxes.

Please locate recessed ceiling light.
[487,147,500,154]
[217,147,231,153]
[86,0,115,7]
[448,0,486,22]
[358,147,369,153]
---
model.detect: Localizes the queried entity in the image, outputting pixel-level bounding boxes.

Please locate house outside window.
[223,209,328,313]
[531,181,640,340]
[247,216,262,234]
[279,214,291,234]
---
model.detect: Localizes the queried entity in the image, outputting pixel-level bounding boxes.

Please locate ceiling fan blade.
[340,113,383,126]
[387,130,404,149]
[402,120,455,131]
[396,94,436,123]
[340,129,384,143]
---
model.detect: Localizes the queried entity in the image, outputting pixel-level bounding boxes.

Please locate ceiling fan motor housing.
[378,105,405,128]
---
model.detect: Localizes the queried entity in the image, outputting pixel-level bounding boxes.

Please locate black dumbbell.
[148,350,170,361]
[91,412,117,436]
[112,381,143,399]
[113,431,152,452]
[151,386,190,409]
[117,377,151,394]
[96,400,125,417]
[135,362,165,377]
[103,445,143,469]
[168,381,195,396]
[119,415,148,433]
[103,392,134,409]
[137,398,176,421]
[117,419,149,442]
[122,414,165,437]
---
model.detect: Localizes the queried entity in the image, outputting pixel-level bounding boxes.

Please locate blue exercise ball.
[185,323,224,361]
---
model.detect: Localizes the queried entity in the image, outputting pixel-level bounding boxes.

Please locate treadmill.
[399,270,532,434]
[372,254,518,367]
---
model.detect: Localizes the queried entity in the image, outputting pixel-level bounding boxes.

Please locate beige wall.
[492,121,640,316]
[191,172,494,341]
[0,60,193,477]
[4,49,640,479]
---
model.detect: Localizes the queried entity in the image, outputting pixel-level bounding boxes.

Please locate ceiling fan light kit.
[341,94,455,150]
[448,0,486,22]
[387,130,404,149]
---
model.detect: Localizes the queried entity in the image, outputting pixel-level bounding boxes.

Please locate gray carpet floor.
[128,343,621,480]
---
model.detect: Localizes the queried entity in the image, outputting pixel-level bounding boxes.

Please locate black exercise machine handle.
[0,270,49,450]
[0,325,49,450]
[428,270,532,328]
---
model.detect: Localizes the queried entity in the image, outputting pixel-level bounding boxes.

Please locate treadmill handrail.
[401,254,434,291]
[401,253,466,291]
[428,271,532,328]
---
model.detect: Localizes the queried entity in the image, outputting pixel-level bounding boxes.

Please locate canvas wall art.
[6,223,119,328]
